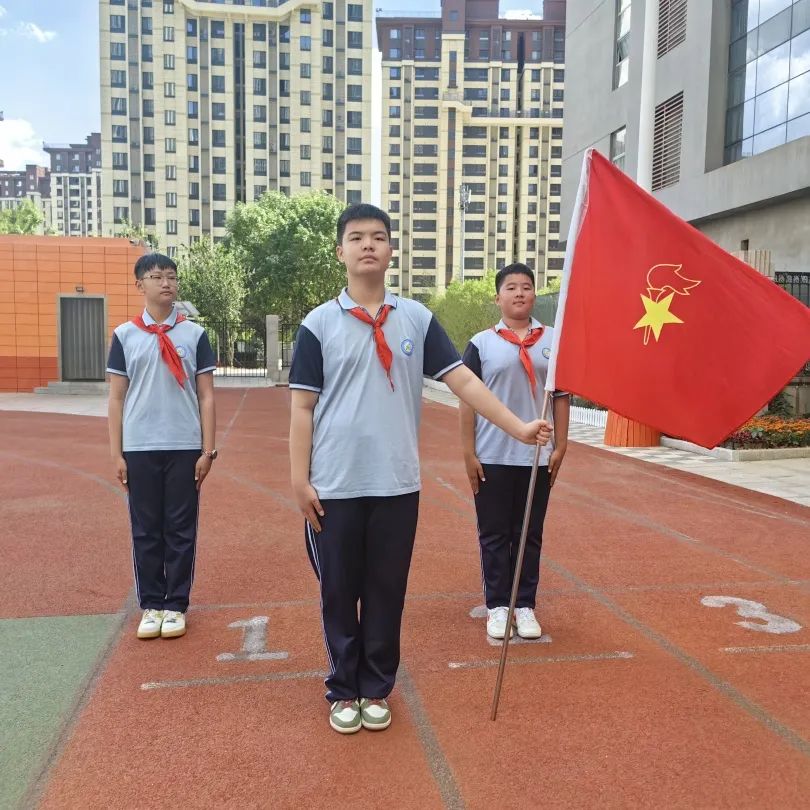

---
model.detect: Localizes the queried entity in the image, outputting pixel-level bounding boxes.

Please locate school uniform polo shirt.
[106,307,217,452]
[463,318,559,467]
[289,288,462,499]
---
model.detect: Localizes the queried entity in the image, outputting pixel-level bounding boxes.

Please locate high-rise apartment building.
[561,0,810,279]
[0,164,52,233]
[44,134,103,238]
[376,0,567,299]
[100,0,373,256]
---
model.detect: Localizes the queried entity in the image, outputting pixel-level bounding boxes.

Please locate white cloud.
[503,10,543,20]
[15,21,57,43]
[0,118,48,170]
[0,6,6,19]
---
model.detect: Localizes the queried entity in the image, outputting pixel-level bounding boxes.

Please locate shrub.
[722,416,810,449]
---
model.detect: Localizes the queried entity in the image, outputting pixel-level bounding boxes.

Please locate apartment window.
[142,16,152,35]
[254,78,267,95]
[301,172,312,187]
[614,0,631,88]
[187,74,198,91]
[213,157,227,174]
[112,124,127,142]
[188,128,199,145]
[188,155,199,172]
[347,137,362,154]
[348,31,363,48]
[210,102,224,120]
[213,211,226,228]
[323,2,334,20]
[415,106,439,119]
[347,111,362,128]
[322,135,332,152]
[389,125,400,137]
[254,185,267,200]
[321,109,332,126]
[322,162,333,180]
[415,125,438,137]
[113,206,129,223]
[110,14,126,33]
[323,83,334,100]
[162,54,175,71]
[188,100,199,118]
[212,130,226,147]
[323,29,333,47]
[211,20,225,38]
[166,192,178,208]
[110,42,126,60]
[211,47,226,65]
[322,55,333,73]
[212,75,226,92]
[348,4,363,21]
[652,92,683,190]
[113,179,128,197]
[254,51,267,68]
[658,0,687,57]
[166,220,178,235]
[254,105,267,122]
[389,105,401,118]
[213,184,227,201]
[280,53,290,70]
[301,9,311,23]
[165,137,177,153]
[301,36,312,51]
[165,165,177,180]
[186,19,197,36]
[280,106,290,124]
[164,82,176,98]
[144,154,155,171]
[280,25,290,43]
[346,165,362,181]
[111,97,127,115]
[415,86,438,100]
[300,91,311,106]
[301,63,312,79]
[111,69,126,87]
[253,23,266,41]
[348,58,363,75]
[280,160,291,177]
[390,87,401,99]
[163,26,174,42]
[348,85,363,101]
[141,43,153,62]
[254,132,267,149]
[610,126,627,171]
[280,80,290,97]
[189,182,200,199]
[301,118,311,133]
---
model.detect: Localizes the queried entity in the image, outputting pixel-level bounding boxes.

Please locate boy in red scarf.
[460,263,570,641]
[107,253,217,640]
[289,205,552,735]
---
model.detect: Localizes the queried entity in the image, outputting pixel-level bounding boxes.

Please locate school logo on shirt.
[175,345,188,359]
[542,347,551,359]
[400,338,414,356]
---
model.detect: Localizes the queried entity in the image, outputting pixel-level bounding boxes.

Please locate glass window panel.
[790,28,810,77]
[787,71,810,119]
[787,111,810,141]
[726,99,756,144]
[729,36,748,70]
[758,0,791,26]
[741,136,754,157]
[794,0,810,36]
[729,66,759,104]
[746,0,760,31]
[756,8,791,57]
[756,41,789,92]
[731,2,749,41]
[754,82,788,131]
[752,122,786,153]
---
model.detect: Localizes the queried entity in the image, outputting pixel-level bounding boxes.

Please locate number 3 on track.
[701,596,802,634]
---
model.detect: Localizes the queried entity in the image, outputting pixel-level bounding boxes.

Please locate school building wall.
[0,235,146,392]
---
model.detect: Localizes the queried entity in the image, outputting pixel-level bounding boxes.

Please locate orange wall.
[0,236,147,392]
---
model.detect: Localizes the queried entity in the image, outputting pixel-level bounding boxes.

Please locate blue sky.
[0,0,543,171]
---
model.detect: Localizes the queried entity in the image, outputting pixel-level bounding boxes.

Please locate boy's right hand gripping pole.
[489,390,549,721]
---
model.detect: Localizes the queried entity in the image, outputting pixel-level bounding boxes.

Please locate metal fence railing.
[279,320,299,368]
[198,319,266,378]
[775,271,810,308]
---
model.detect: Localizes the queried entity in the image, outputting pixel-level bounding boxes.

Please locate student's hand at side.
[464,453,486,495]
[294,480,325,532]
[195,454,213,491]
[549,445,567,487]
[113,455,128,491]
[519,419,552,446]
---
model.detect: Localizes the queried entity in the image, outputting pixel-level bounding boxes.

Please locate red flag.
[547,150,810,448]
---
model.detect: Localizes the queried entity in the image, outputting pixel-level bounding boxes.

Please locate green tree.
[0,198,44,234]
[426,272,500,352]
[114,219,160,250]
[177,238,247,321]
[226,191,346,321]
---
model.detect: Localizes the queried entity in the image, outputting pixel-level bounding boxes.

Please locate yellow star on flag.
[633,292,683,342]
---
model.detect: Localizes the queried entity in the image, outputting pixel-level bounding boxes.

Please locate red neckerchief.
[493,324,545,393]
[131,313,188,388]
[347,303,395,390]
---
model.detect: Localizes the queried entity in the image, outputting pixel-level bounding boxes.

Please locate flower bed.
[722,416,810,449]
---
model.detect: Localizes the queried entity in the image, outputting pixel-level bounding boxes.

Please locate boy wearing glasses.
[107,253,218,640]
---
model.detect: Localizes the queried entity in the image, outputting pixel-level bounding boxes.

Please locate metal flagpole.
[490,389,551,721]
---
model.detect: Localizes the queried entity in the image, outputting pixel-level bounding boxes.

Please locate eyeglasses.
[144,274,179,284]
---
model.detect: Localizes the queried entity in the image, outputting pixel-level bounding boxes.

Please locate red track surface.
[2,388,809,809]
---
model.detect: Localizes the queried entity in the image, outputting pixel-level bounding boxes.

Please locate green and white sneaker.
[359,698,391,731]
[329,700,361,734]
[136,609,164,639]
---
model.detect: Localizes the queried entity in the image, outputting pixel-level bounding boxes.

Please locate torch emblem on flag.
[633,263,701,345]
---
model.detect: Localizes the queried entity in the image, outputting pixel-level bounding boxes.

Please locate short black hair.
[336,203,391,244]
[134,253,177,280]
[495,262,535,293]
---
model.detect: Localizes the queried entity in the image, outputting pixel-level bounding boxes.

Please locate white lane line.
[721,644,810,655]
[448,651,634,669]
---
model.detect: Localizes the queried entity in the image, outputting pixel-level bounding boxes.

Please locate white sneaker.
[514,607,542,639]
[137,609,164,639]
[486,607,514,639]
[161,610,186,638]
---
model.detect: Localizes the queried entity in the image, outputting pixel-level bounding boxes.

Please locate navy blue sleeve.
[195,330,217,374]
[461,341,482,380]
[106,333,127,377]
[289,324,324,392]
[423,316,462,379]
